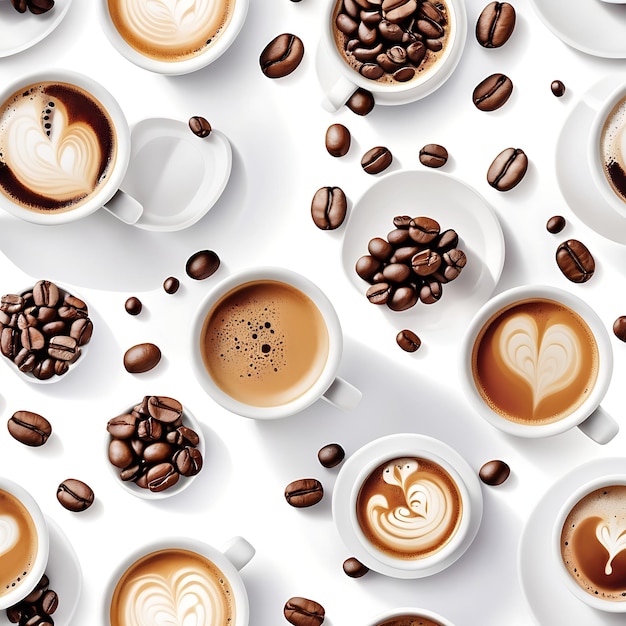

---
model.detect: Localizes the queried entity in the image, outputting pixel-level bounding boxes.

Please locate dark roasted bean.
[479,460,511,486]
[163,276,180,294]
[311,186,348,230]
[346,88,375,115]
[473,73,513,111]
[476,1,516,48]
[188,116,212,137]
[546,215,566,234]
[147,463,180,492]
[613,316,626,342]
[284,478,324,507]
[7,411,52,446]
[409,216,440,244]
[123,342,162,373]
[396,329,421,352]
[148,396,183,423]
[487,147,528,191]
[419,143,448,168]
[366,282,392,304]
[56,478,94,512]
[556,239,595,283]
[125,296,143,316]
[388,285,418,311]
[318,443,345,468]
[284,597,325,626]
[259,33,304,78]
[551,80,566,97]
[355,255,382,281]
[343,557,370,578]
[186,250,220,280]
[361,146,393,174]
[325,123,351,157]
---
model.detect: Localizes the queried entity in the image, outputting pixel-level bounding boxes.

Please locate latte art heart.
[0,515,19,557]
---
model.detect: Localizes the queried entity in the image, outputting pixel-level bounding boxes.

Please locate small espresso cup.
[190,267,362,419]
[320,0,467,110]
[365,607,455,626]
[97,0,249,75]
[104,535,255,626]
[0,477,49,611]
[553,475,626,612]
[0,69,142,226]
[332,433,483,579]
[459,285,618,444]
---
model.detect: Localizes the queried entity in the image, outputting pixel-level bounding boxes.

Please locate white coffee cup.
[103,535,254,625]
[553,475,626,613]
[97,0,249,75]
[365,607,455,626]
[0,477,50,611]
[332,433,483,579]
[0,69,141,226]
[459,285,618,444]
[319,0,467,110]
[190,266,361,419]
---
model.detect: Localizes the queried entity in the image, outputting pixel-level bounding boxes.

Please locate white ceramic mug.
[332,433,483,579]
[365,607,455,626]
[0,477,49,610]
[319,0,467,110]
[190,267,361,419]
[459,285,618,444]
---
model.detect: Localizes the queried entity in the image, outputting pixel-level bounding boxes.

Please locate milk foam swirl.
[596,520,626,576]
[0,515,19,558]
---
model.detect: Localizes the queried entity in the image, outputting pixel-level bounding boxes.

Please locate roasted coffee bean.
[442,248,467,280]
[147,462,180,492]
[346,88,375,115]
[284,597,325,626]
[107,413,137,439]
[361,146,392,174]
[343,557,369,578]
[8,411,52,447]
[546,215,566,234]
[143,442,175,464]
[123,342,162,373]
[411,249,441,275]
[311,186,347,230]
[137,417,163,441]
[382,262,411,283]
[57,478,94,512]
[186,249,220,280]
[335,12,358,34]
[39,589,58,615]
[556,239,595,283]
[551,80,566,97]
[409,216,440,244]
[47,335,78,361]
[325,123,351,157]
[388,285,418,311]
[27,0,54,14]
[173,446,203,476]
[124,296,142,316]
[390,245,419,263]
[487,147,528,191]
[368,237,394,261]
[318,443,345,468]
[1,293,23,314]
[387,229,411,246]
[396,329,421,352]
[32,358,55,380]
[472,73,513,111]
[260,33,304,78]
[148,395,183,423]
[393,215,412,229]
[355,255,382,282]
[1,327,19,358]
[435,228,459,251]
[479,460,510,486]
[366,282,391,305]
[476,1,516,48]
[163,276,180,294]
[613,316,626,342]
[15,349,36,373]
[32,280,59,307]
[188,115,211,137]
[284,478,324,507]
[69,318,93,346]
[419,280,442,304]
[419,143,448,168]
[10,0,27,12]
[384,0,418,22]
[108,438,135,468]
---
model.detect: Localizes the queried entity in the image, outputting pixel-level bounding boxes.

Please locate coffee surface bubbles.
[376,616,444,626]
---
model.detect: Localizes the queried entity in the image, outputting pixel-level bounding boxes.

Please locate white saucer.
[555,76,626,244]
[528,0,626,58]
[341,169,504,333]
[518,457,626,625]
[0,0,72,58]
[0,516,82,626]
[122,118,232,231]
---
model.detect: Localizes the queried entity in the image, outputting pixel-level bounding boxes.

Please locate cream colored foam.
[0,515,18,558]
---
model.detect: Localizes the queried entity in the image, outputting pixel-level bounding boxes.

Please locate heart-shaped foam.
[597,520,626,576]
[0,514,19,557]
[499,313,581,412]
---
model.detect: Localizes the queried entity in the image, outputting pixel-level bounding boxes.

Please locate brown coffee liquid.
[601,97,626,203]
[376,617,444,626]
[201,280,330,407]
[560,485,626,601]
[0,489,38,598]
[472,298,599,425]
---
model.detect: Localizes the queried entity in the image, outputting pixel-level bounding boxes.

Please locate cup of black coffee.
[366,607,455,626]
[190,267,361,419]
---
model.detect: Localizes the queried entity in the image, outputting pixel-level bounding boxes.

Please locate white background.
[2,0,626,624]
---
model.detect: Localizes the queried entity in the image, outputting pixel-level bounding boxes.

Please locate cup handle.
[578,405,619,444]
[103,189,143,225]
[322,376,362,411]
[221,536,255,571]
[322,74,359,112]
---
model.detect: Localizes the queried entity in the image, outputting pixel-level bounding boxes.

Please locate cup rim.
[552,474,626,613]
[0,68,130,225]
[0,477,50,611]
[97,0,250,76]
[459,284,613,438]
[190,266,344,419]
[366,606,455,626]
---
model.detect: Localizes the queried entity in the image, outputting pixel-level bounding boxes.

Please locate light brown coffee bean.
[361,146,393,174]
[487,147,528,191]
[473,73,513,111]
[123,342,162,373]
[311,186,347,230]
[284,597,325,626]
[284,478,324,507]
[479,460,510,486]
[476,2,516,48]
[56,478,94,512]
[419,143,448,168]
[325,123,351,157]
[555,239,595,283]
[8,410,52,446]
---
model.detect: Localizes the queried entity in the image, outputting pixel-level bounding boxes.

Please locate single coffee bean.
[173,446,203,476]
[47,335,78,361]
[390,244,419,263]
[409,216,440,244]
[143,441,175,464]
[335,12,358,34]
[476,1,516,48]
[355,255,382,282]
[368,237,394,261]
[479,460,510,486]
[325,123,351,157]
[546,215,566,234]
[147,462,180,492]
[27,0,54,14]
[32,280,59,307]
[411,249,441,276]
[10,0,27,12]
[346,88,375,115]
[419,280,442,304]
[366,282,391,305]
[284,478,324,507]
[382,262,411,283]
[284,597,325,626]
[487,147,528,191]
[318,443,345,468]
[393,215,412,229]
[39,589,59,615]
[137,416,163,441]
[69,317,93,346]
[7,411,52,447]
[125,296,142,316]
[442,248,467,280]
[56,478,94,512]
[123,342,162,373]
[472,73,513,111]
[551,80,566,97]
[107,413,137,439]
[259,33,304,78]
[613,316,626,342]
[361,146,392,174]
[435,228,459,251]
[396,329,421,352]
[343,557,369,578]
[108,438,135,468]
[163,276,180,294]
[419,143,448,168]
[388,285,418,311]
[186,249,220,280]
[387,229,411,246]
[148,395,183,423]
[1,293,24,314]
[311,186,347,230]
[188,115,212,137]
[556,239,595,283]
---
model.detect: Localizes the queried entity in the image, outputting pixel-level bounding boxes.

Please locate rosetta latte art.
[0,515,19,558]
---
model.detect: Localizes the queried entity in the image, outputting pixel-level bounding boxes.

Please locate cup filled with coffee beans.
[104,535,254,625]
[366,607,455,626]
[332,433,483,579]
[459,284,618,444]
[190,266,362,419]
[319,0,467,110]
[97,0,250,75]
[553,475,626,612]
[0,477,49,611]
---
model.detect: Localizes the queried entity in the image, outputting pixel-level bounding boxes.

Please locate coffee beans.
[7,411,52,447]
[317,443,345,468]
[188,115,212,138]
[487,147,528,191]
[6,574,58,626]
[325,123,351,157]
[476,2,516,48]
[284,478,324,508]
[125,296,142,316]
[57,478,94,512]
[186,249,220,280]
[419,143,448,168]
[163,276,180,294]
[9,0,54,13]
[479,460,510,486]
[551,80,566,97]
[343,557,369,578]
[613,316,626,342]
[473,73,513,111]
[260,33,304,78]
[396,329,421,352]
[123,342,161,373]
[546,215,566,234]
[556,239,595,283]
[361,146,393,174]
[284,597,325,626]
[346,88,375,116]
[311,186,347,230]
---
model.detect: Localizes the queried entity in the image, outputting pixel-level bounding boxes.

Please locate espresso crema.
[376,617,444,626]
[601,96,626,204]
[107,0,235,63]
[356,457,463,560]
